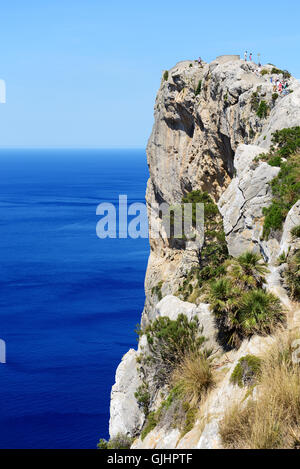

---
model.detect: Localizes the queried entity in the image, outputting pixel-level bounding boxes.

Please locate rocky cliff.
[108,56,300,449]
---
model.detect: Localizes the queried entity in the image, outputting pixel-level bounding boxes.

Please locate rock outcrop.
[109,349,144,438]
[109,56,300,449]
[218,144,280,258]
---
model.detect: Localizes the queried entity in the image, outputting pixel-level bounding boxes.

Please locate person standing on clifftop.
[244,51,248,61]
[198,57,202,66]
[249,52,253,61]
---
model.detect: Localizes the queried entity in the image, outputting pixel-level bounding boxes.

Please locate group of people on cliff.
[271,77,290,95]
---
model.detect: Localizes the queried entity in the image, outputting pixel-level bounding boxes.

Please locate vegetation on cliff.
[254,127,300,239]
[220,332,300,449]
[230,355,262,388]
[136,313,214,440]
[176,191,228,303]
[285,250,300,301]
[98,433,133,450]
[206,253,283,348]
[139,314,209,387]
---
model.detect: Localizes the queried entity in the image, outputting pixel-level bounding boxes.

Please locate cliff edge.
[108,56,300,449]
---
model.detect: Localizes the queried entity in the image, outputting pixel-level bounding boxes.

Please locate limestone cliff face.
[143,58,300,322]
[109,56,300,448]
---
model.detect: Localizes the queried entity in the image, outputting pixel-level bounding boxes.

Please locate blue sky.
[0,0,299,148]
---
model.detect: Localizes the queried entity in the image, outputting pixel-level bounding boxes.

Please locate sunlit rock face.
[109,56,300,449]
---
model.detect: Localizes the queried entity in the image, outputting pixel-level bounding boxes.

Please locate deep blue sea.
[0,149,149,449]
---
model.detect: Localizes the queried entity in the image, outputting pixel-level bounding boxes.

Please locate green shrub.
[250,92,260,111]
[140,386,198,439]
[163,70,169,81]
[144,314,207,385]
[271,68,291,79]
[291,225,300,238]
[181,191,228,268]
[230,355,262,387]
[98,433,133,449]
[285,250,300,300]
[277,251,288,265]
[141,412,157,441]
[257,100,269,119]
[151,281,163,301]
[271,67,282,75]
[135,383,151,416]
[261,69,269,76]
[272,93,279,102]
[268,155,282,167]
[207,257,283,348]
[195,80,202,96]
[263,152,300,238]
[259,128,300,239]
[97,438,108,449]
[249,128,255,139]
[181,404,197,437]
[263,202,286,238]
[272,127,300,157]
[175,191,228,303]
[236,289,283,337]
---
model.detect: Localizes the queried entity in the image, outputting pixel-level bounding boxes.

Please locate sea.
[0,149,149,449]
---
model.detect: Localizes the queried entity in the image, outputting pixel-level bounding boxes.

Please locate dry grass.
[171,351,215,407]
[219,331,300,449]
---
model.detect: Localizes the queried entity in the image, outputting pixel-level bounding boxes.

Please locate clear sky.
[0,0,299,148]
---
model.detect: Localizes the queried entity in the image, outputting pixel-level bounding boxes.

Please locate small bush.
[140,385,199,439]
[277,251,288,266]
[230,355,262,388]
[98,433,132,449]
[261,69,269,76]
[249,128,255,139]
[206,254,283,348]
[228,251,269,288]
[250,92,260,111]
[174,191,228,303]
[151,281,163,301]
[257,100,269,119]
[181,404,197,437]
[263,202,286,238]
[262,151,300,238]
[285,250,300,300]
[135,383,151,416]
[97,438,108,449]
[268,155,282,167]
[271,67,282,75]
[163,70,169,81]
[271,68,291,79]
[272,127,300,157]
[291,225,300,238]
[143,314,207,386]
[236,289,283,337]
[172,350,215,406]
[272,93,279,102]
[195,80,202,96]
[141,412,157,441]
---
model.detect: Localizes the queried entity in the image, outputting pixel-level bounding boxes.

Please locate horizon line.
[0,146,146,151]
